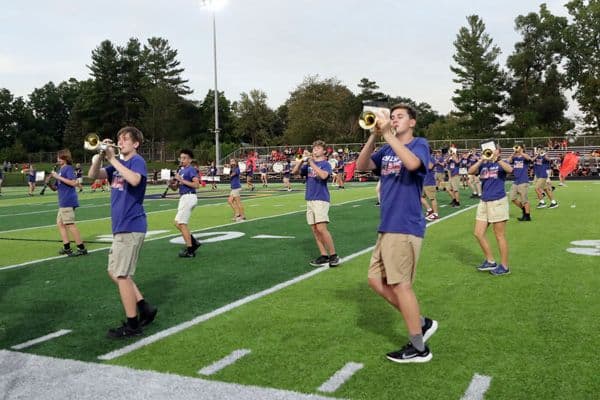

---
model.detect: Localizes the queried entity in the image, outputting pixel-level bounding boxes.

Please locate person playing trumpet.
[172,149,201,258]
[508,145,532,221]
[533,148,558,209]
[292,141,340,268]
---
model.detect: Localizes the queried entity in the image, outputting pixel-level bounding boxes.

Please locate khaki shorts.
[535,178,551,191]
[306,200,330,225]
[468,174,480,184]
[230,188,241,197]
[449,175,460,192]
[423,185,436,201]
[434,172,445,183]
[108,232,145,278]
[368,233,422,285]
[476,196,509,223]
[175,193,198,224]
[509,183,529,204]
[57,207,76,225]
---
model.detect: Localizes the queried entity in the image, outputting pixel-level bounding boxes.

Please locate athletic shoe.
[477,260,497,271]
[309,255,330,267]
[58,248,73,256]
[107,322,143,339]
[452,201,461,208]
[386,342,432,364]
[490,264,511,276]
[190,239,202,254]
[178,248,195,258]
[68,248,88,257]
[536,201,546,209]
[470,193,479,198]
[235,216,246,222]
[422,317,438,342]
[425,213,439,222]
[548,201,559,209]
[138,304,158,327]
[375,201,380,207]
[328,255,341,267]
[517,215,531,221]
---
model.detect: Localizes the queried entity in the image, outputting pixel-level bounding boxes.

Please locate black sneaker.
[517,215,531,221]
[59,248,73,256]
[190,239,202,254]
[179,248,195,258]
[139,304,158,327]
[107,322,143,339]
[68,248,88,257]
[386,342,432,364]
[329,255,341,268]
[309,255,330,267]
[422,317,438,342]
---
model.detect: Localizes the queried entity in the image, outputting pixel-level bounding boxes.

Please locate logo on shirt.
[514,160,524,169]
[111,173,125,191]
[480,165,500,179]
[381,155,402,176]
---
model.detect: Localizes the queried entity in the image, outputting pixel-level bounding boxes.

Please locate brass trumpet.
[535,147,546,157]
[513,144,524,152]
[358,111,377,130]
[481,148,495,160]
[84,133,121,155]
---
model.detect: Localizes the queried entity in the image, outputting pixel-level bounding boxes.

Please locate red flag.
[559,152,579,177]
[344,161,356,182]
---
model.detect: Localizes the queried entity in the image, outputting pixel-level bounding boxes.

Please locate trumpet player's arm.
[176,173,200,189]
[468,159,483,175]
[88,155,108,180]
[307,159,330,180]
[291,160,304,175]
[381,131,423,171]
[356,133,378,171]
[51,172,78,188]
[108,157,142,187]
[497,159,513,173]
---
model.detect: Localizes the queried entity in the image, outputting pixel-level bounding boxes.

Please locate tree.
[284,76,359,145]
[0,89,16,150]
[564,0,600,128]
[142,37,192,96]
[233,89,277,146]
[118,38,147,124]
[451,15,506,137]
[198,89,234,143]
[357,78,385,102]
[505,5,571,137]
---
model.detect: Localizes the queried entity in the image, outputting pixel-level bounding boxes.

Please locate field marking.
[0,202,111,218]
[198,349,252,376]
[460,373,492,400]
[317,362,364,393]
[10,329,72,350]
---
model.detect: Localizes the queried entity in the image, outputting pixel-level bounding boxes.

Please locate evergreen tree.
[142,37,192,96]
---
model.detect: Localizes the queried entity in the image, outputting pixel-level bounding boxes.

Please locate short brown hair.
[57,149,72,164]
[390,103,417,120]
[312,140,326,149]
[117,126,144,146]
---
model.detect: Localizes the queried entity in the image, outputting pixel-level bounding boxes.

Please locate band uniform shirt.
[423,163,436,187]
[178,166,198,195]
[460,157,469,171]
[478,161,507,201]
[230,167,241,189]
[104,154,147,234]
[371,137,430,237]
[28,168,36,182]
[209,166,217,177]
[511,156,529,184]
[57,164,79,208]
[447,158,459,177]
[302,160,332,202]
[434,156,445,173]
[533,155,550,179]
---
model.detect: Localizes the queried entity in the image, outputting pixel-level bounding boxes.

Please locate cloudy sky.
[1,0,570,115]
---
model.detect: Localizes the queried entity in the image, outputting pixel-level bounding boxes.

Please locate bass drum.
[222,166,231,175]
[272,162,284,173]
[238,161,247,173]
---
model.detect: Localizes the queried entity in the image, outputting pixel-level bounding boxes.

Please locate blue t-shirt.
[230,167,241,189]
[178,166,198,195]
[447,158,459,177]
[371,137,430,237]
[533,156,550,179]
[434,156,445,173]
[511,156,529,184]
[28,169,36,182]
[105,154,147,234]
[302,160,332,202]
[460,157,469,170]
[246,163,254,177]
[423,163,436,187]
[337,159,345,172]
[57,165,79,208]
[260,167,267,174]
[478,161,507,201]
[209,166,217,176]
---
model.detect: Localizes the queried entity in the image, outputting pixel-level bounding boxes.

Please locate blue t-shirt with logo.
[533,156,550,179]
[28,169,36,182]
[105,154,147,234]
[371,137,430,237]
[423,163,436,187]
[57,165,79,208]
[478,161,507,201]
[302,160,332,202]
[178,166,198,195]
[434,156,445,173]
[447,157,459,177]
[230,167,241,189]
[511,156,529,184]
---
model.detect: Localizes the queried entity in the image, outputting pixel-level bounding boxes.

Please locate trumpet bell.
[84,133,101,151]
[359,111,377,130]
[482,148,495,160]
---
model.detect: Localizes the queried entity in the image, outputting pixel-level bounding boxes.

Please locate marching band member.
[509,146,533,221]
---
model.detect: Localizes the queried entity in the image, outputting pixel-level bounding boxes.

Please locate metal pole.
[212,10,220,169]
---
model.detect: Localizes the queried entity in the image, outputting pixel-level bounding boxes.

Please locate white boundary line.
[460,373,492,400]
[10,329,72,350]
[317,362,364,393]
[198,349,252,376]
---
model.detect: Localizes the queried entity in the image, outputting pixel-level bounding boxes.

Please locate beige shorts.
[449,175,460,191]
[476,196,509,223]
[306,200,330,225]
[509,183,529,204]
[435,172,446,183]
[423,185,436,201]
[57,207,76,225]
[468,174,480,184]
[108,232,145,278]
[534,178,551,191]
[230,188,241,197]
[175,193,198,224]
[368,233,423,285]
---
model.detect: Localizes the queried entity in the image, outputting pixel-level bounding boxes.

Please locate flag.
[344,161,356,182]
[559,152,579,177]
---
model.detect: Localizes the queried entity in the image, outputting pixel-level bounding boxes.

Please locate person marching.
[422,154,439,221]
[356,104,437,363]
[468,146,513,276]
[508,145,532,221]
[88,126,157,338]
[292,141,340,268]
[259,162,268,188]
[334,153,345,189]
[46,149,88,256]
[75,163,84,192]
[245,158,255,191]
[23,164,37,196]
[282,158,292,192]
[209,161,218,191]
[172,149,201,258]
[446,150,461,207]
[228,158,246,222]
[533,148,558,209]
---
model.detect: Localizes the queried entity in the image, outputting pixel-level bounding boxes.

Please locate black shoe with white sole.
[422,317,438,342]
[386,342,432,364]
[309,255,330,267]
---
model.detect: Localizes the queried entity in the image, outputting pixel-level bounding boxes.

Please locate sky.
[0,0,572,116]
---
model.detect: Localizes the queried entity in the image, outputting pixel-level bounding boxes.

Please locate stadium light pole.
[200,0,226,169]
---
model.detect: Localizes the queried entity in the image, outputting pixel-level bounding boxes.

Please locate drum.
[238,161,247,173]
[272,162,284,173]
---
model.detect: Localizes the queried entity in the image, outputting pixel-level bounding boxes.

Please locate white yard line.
[10,329,72,350]
[198,349,252,376]
[317,362,364,393]
[460,374,492,400]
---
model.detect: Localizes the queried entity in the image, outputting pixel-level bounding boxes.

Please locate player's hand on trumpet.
[102,139,117,161]
[302,150,312,163]
[372,108,392,138]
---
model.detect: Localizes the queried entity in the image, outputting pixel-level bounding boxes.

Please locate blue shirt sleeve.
[411,138,430,177]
